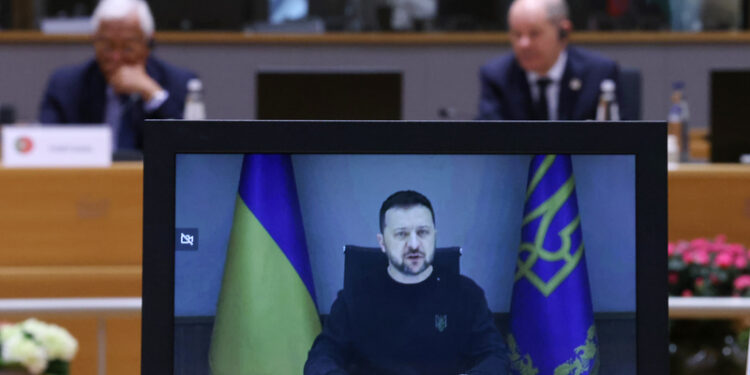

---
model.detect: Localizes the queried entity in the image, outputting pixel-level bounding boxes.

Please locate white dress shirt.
[525,51,568,121]
[105,87,168,149]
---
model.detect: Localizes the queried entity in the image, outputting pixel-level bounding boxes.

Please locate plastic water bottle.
[596,79,620,121]
[183,78,206,120]
[668,134,680,169]
[667,82,690,161]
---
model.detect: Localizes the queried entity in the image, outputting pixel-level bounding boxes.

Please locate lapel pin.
[569,78,582,91]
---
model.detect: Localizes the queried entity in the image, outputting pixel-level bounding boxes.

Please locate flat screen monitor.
[710,70,750,162]
[142,121,667,375]
[256,71,402,120]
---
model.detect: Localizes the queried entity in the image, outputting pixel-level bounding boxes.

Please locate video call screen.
[171,153,636,375]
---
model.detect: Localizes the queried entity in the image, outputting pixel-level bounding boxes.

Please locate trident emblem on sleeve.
[435,314,448,332]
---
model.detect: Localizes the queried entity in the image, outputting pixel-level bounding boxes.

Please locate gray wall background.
[1,40,749,128]
[174,154,636,317]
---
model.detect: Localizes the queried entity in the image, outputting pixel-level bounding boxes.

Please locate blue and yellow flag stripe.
[238,154,317,304]
[209,154,321,375]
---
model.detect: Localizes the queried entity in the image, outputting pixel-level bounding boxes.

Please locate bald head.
[508,0,571,75]
[509,0,569,23]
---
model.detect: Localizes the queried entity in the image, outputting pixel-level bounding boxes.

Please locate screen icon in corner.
[176,228,199,251]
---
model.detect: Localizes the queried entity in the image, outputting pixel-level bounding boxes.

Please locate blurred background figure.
[270,0,309,24]
[669,0,702,31]
[389,0,437,30]
[38,0,197,153]
[477,0,622,121]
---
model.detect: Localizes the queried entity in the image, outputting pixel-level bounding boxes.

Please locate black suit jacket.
[39,56,197,150]
[477,46,622,120]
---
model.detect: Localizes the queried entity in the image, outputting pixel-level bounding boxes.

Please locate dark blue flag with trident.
[508,154,599,375]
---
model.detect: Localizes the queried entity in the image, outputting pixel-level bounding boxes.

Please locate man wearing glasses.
[39,0,197,153]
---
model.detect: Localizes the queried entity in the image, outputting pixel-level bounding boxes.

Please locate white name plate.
[2,126,112,168]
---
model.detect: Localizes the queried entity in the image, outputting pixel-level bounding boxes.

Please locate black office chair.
[618,67,642,121]
[343,245,462,289]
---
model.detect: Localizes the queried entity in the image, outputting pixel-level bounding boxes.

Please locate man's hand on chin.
[109,64,163,102]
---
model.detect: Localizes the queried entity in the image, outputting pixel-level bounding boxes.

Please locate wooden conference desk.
[0,161,749,374]
[0,163,142,375]
[668,163,750,246]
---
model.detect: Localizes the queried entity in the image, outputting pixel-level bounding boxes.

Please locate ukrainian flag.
[508,155,599,375]
[209,154,321,375]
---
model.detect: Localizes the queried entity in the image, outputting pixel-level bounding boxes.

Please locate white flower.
[35,324,79,361]
[1,319,78,373]
[19,319,49,340]
[19,318,78,361]
[0,324,22,342]
[1,331,48,375]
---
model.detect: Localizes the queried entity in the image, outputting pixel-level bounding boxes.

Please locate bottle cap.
[187,78,203,92]
[600,79,615,93]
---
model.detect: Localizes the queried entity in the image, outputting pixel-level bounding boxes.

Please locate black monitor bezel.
[142,120,667,375]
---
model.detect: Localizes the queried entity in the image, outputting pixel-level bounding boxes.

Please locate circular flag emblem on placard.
[15,137,33,153]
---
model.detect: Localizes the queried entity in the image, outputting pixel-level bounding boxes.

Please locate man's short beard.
[389,252,433,275]
[398,261,429,275]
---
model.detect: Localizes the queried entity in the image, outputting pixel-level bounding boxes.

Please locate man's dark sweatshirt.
[304,268,509,375]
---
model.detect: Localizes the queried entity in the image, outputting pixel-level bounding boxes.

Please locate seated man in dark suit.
[478,0,622,121]
[305,190,509,375]
[38,0,197,152]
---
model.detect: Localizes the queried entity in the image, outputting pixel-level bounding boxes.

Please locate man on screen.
[38,0,197,152]
[477,0,621,121]
[305,190,509,375]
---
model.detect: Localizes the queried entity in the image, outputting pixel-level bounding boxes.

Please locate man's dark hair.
[379,190,435,233]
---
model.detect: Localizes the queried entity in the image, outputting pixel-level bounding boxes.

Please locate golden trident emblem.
[515,155,584,297]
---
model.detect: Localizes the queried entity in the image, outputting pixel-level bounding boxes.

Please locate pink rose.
[715,234,728,244]
[736,256,748,269]
[690,238,710,251]
[715,252,734,269]
[668,243,676,256]
[693,251,710,266]
[675,241,690,255]
[734,275,750,290]
[708,242,723,253]
[682,289,693,297]
[668,272,679,285]
[728,244,745,255]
